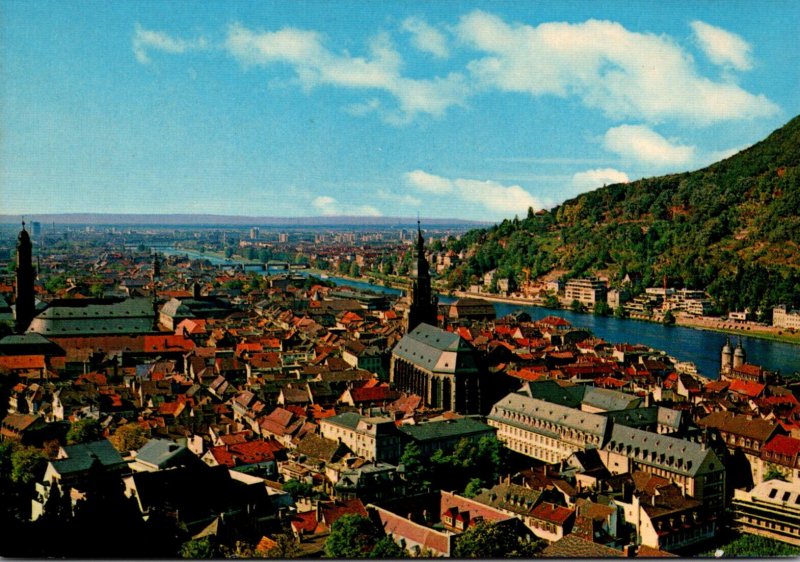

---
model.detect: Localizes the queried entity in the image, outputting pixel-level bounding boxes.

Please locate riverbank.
[452,290,800,346]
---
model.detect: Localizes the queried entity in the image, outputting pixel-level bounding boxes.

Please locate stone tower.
[14,222,36,333]
[405,221,438,333]
[720,337,733,373]
[733,339,746,370]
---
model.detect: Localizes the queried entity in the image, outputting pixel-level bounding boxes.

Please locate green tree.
[593,300,611,316]
[224,247,234,259]
[109,423,148,453]
[543,294,560,309]
[614,305,627,318]
[283,478,313,499]
[324,514,382,558]
[452,520,522,558]
[369,536,406,559]
[663,309,676,324]
[349,262,361,278]
[66,418,103,445]
[10,446,47,485]
[463,477,483,498]
[763,465,788,482]
[180,537,216,559]
[570,299,584,313]
[399,442,429,492]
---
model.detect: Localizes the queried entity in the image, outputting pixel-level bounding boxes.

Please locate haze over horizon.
[2,1,798,221]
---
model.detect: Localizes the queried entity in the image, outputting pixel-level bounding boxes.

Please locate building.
[28,298,156,336]
[404,222,438,333]
[15,222,36,334]
[565,278,607,307]
[732,479,800,547]
[319,412,404,463]
[398,417,496,456]
[447,298,496,323]
[391,324,484,414]
[773,305,800,330]
[487,390,610,464]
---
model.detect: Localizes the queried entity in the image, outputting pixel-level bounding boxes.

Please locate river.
[158,247,800,379]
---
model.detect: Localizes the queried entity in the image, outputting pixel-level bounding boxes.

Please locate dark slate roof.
[581,387,641,411]
[392,324,478,374]
[490,392,609,438]
[323,412,363,431]
[398,417,495,443]
[52,439,125,475]
[28,298,155,336]
[656,407,682,430]
[135,438,188,468]
[521,380,585,408]
[602,406,658,429]
[474,482,544,515]
[604,424,718,477]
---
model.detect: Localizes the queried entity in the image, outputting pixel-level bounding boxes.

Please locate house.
[202,438,283,477]
[319,412,404,463]
[732,479,800,547]
[31,439,127,521]
[130,438,197,472]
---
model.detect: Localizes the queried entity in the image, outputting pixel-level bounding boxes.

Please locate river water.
[159,247,800,379]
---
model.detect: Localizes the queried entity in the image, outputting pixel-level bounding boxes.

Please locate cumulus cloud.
[571,168,630,192]
[691,21,753,71]
[455,11,777,124]
[225,23,469,122]
[312,196,382,216]
[604,125,695,167]
[402,17,449,58]
[133,24,208,64]
[405,170,545,216]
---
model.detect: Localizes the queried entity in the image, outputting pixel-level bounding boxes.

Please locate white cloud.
[312,196,382,216]
[405,170,545,216]
[455,11,777,124]
[377,189,422,207]
[224,23,469,122]
[691,21,753,71]
[604,124,695,167]
[571,168,630,192]
[133,24,208,64]
[404,170,454,194]
[402,17,449,58]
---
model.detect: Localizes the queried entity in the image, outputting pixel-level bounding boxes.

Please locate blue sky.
[2,1,798,222]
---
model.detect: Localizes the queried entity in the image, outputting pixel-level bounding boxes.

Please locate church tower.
[14,222,36,333]
[405,221,438,333]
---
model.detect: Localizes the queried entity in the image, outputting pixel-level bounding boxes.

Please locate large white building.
[773,305,800,330]
[565,278,607,306]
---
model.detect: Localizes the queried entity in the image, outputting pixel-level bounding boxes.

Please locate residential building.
[732,479,800,547]
[565,278,607,307]
[772,305,800,330]
[398,416,496,456]
[319,412,404,463]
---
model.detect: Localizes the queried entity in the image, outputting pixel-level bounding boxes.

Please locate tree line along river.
[160,247,800,380]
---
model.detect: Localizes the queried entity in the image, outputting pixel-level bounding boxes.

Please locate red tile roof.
[530,502,575,525]
[763,435,800,457]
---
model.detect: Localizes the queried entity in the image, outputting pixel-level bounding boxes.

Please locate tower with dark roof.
[14,222,36,333]
[405,221,438,333]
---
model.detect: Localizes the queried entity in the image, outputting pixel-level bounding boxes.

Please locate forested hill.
[443,115,800,316]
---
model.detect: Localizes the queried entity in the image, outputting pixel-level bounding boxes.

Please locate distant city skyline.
[2,1,798,221]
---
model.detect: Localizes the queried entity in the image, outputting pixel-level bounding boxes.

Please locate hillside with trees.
[443,115,800,318]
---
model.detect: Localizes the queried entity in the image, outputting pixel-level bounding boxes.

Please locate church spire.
[15,220,36,333]
[405,220,438,333]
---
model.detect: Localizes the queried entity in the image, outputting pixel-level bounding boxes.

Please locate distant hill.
[444,115,800,316]
[0,214,489,228]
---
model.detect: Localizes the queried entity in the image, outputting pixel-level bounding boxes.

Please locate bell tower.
[15,221,36,333]
[405,221,438,332]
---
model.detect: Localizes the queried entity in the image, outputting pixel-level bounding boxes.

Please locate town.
[1,221,798,558]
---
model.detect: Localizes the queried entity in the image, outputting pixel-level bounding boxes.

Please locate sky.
[2,1,799,222]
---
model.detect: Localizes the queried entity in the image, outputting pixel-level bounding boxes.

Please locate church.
[390,223,485,414]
